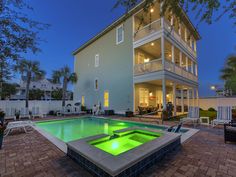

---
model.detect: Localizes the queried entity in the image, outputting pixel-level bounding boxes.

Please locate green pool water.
[90,131,162,156]
[35,117,182,143]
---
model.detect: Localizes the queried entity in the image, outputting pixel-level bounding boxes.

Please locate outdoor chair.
[4,107,16,121]
[138,106,148,115]
[4,121,33,137]
[181,106,200,126]
[32,107,44,119]
[224,121,236,143]
[19,108,31,120]
[167,122,183,133]
[212,106,232,127]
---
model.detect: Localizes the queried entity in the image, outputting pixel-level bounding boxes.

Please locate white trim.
[95,54,99,67]
[116,24,124,45]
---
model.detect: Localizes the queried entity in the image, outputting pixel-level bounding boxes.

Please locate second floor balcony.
[134,59,198,83]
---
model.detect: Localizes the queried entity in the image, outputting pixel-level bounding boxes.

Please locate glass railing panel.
[134,59,162,75]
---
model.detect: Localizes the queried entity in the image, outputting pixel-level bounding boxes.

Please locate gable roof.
[73,1,201,56]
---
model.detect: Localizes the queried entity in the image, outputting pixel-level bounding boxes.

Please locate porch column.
[181,89,184,114]
[196,88,199,107]
[162,79,166,110]
[186,57,188,71]
[171,45,175,63]
[192,88,195,107]
[173,83,176,116]
[180,52,182,68]
[161,36,165,68]
[187,89,190,108]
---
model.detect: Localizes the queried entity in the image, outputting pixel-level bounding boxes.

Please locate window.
[104,91,109,108]
[139,88,149,107]
[81,96,85,106]
[95,54,99,67]
[94,78,98,91]
[116,24,124,45]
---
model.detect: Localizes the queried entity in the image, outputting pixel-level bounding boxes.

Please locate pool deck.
[1,116,236,177]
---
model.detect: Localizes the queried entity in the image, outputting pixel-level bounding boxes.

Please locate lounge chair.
[4,121,33,137]
[4,107,16,121]
[212,106,232,127]
[167,122,183,133]
[181,106,200,126]
[32,107,44,119]
[19,108,31,120]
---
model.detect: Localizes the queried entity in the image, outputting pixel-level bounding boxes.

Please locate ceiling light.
[168,54,172,57]
[151,43,155,46]
[144,58,150,63]
[150,8,154,13]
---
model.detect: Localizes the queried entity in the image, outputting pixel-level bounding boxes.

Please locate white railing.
[164,60,198,82]
[163,19,197,58]
[134,59,198,82]
[134,19,161,42]
[134,59,162,76]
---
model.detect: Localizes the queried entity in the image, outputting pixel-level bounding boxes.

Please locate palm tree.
[52,66,77,107]
[220,55,236,94]
[14,59,45,108]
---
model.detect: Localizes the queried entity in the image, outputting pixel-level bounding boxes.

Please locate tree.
[29,89,44,100]
[52,66,77,107]
[0,0,49,98]
[113,0,236,27]
[51,88,63,100]
[220,55,236,95]
[14,59,45,108]
[0,82,18,100]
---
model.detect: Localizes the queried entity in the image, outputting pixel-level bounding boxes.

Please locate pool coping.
[67,127,181,177]
[32,116,199,153]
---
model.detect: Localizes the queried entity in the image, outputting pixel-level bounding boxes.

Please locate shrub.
[208,107,216,112]
[48,110,55,116]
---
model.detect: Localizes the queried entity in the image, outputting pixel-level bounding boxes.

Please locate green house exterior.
[73,1,200,115]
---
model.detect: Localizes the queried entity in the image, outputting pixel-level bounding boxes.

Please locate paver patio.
[0,118,236,177]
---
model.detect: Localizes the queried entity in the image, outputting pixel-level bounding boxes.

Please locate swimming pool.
[35,117,187,143]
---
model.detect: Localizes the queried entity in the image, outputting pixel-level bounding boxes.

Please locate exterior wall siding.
[74,18,134,113]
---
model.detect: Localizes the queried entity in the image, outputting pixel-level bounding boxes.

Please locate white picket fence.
[0,100,74,115]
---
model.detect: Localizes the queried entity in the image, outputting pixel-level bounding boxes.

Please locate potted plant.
[0,110,5,125]
[161,109,168,123]
[0,122,7,149]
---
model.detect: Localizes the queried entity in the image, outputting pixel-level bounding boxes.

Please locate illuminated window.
[139,88,149,107]
[116,24,124,45]
[81,96,85,106]
[104,91,109,107]
[95,54,99,67]
[94,79,98,91]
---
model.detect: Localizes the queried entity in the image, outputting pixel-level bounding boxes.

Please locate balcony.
[133,19,197,58]
[134,59,198,83]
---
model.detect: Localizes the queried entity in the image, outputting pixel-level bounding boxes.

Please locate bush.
[200,110,217,121]
[199,108,203,111]
[48,110,55,116]
[208,107,216,112]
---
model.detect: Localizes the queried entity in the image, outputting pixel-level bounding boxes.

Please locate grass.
[168,110,217,122]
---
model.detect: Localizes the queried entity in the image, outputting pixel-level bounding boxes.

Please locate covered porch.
[134,79,199,117]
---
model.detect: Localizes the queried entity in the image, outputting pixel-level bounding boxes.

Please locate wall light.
[150,8,154,13]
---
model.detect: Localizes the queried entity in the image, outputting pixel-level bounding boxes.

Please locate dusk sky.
[21,0,236,97]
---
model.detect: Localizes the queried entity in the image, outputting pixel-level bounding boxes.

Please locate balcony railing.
[134,59,198,82]
[164,60,198,82]
[133,19,197,58]
[134,19,161,42]
[134,59,163,76]
[163,20,197,58]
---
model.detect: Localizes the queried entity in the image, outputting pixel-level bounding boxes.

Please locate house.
[73,1,200,115]
[10,77,72,100]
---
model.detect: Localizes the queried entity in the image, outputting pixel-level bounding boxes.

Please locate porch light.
[150,8,154,13]
[151,42,155,46]
[144,58,150,63]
